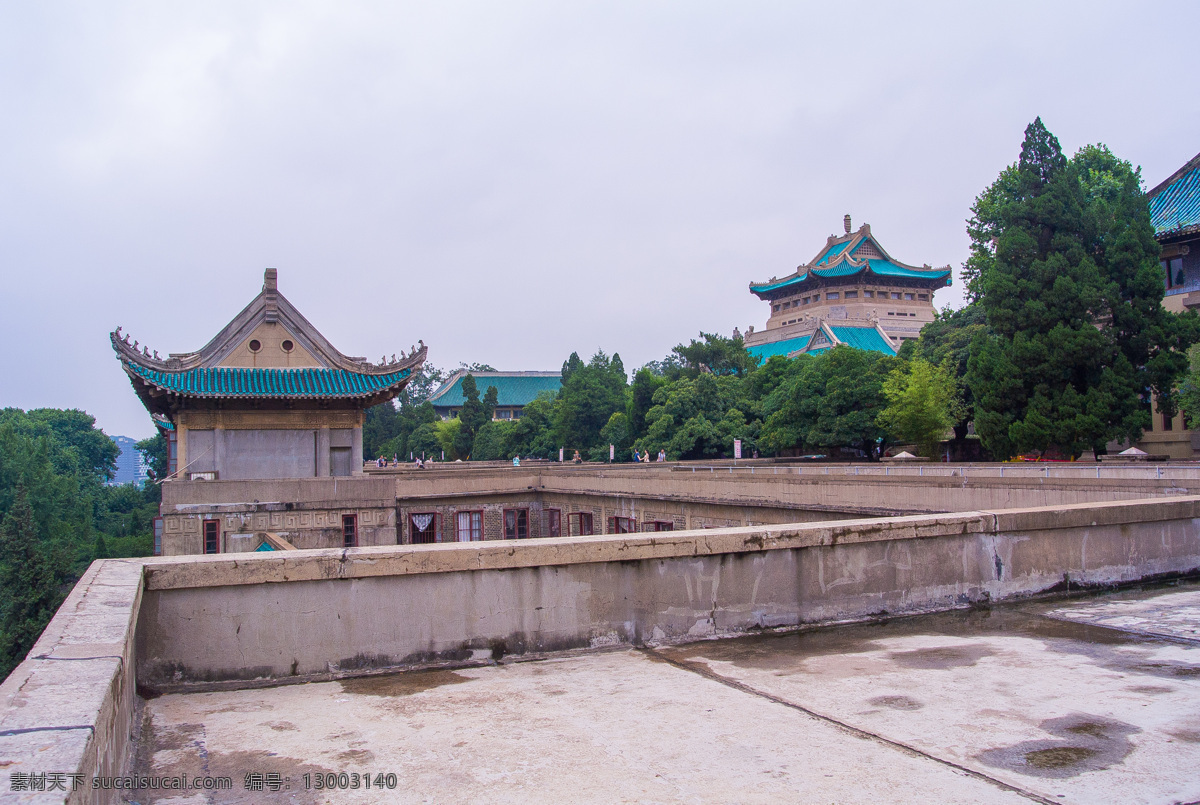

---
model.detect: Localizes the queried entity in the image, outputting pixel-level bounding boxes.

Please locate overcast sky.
[3,2,1198,439]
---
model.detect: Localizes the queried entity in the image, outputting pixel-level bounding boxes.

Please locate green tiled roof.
[829,326,897,355]
[124,361,412,399]
[429,372,562,408]
[1150,158,1200,236]
[746,335,811,360]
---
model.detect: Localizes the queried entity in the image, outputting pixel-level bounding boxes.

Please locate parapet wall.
[137,496,1200,688]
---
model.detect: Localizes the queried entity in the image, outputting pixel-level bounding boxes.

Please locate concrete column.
[213,427,225,479]
[351,426,363,475]
[316,427,331,477]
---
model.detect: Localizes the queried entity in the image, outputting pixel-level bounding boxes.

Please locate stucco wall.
[135,496,1200,689]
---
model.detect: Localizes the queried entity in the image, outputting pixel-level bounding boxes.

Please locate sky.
[2,2,1198,440]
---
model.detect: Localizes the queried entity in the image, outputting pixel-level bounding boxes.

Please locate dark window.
[608,516,636,534]
[647,521,674,532]
[248,339,261,352]
[410,512,439,544]
[1163,412,1175,431]
[342,514,358,547]
[546,509,561,538]
[167,431,178,476]
[153,516,163,556]
[456,511,482,542]
[203,520,220,554]
[568,512,593,536]
[504,509,528,539]
[1164,257,1185,289]
[281,339,294,352]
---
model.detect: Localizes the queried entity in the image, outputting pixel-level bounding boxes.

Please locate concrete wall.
[136,496,1200,689]
[0,560,143,805]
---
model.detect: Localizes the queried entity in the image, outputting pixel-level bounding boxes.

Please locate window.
[167,431,178,477]
[568,512,594,536]
[1164,412,1175,431]
[782,301,791,309]
[504,508,529,539]
[773,304,780,312]
[864,290,874,298]
[904,293,915,301]
[281,339,294,352]
[918,294,928,301]
[203,519,220,554]
[802,297,810,305]
[495,409,513,420]
[890,292,901,299]
[647,521,674,532]
[826,292,839,300]
[456,511,482,542]
[608,516,636,534]
[342,514,358,548]
[410,512,440,544]
[248,339,261,352]
[844,290,858,299]
[546,509,561,538]
[153,517,163,556]
[1165,257,1185,289]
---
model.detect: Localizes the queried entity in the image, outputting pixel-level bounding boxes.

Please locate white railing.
[674,463,1200,481]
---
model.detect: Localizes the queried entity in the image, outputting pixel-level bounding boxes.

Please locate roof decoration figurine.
[742,216,952,360]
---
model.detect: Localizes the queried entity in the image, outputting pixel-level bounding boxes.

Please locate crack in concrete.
[642,647,1057,805]
[0,725,95,737]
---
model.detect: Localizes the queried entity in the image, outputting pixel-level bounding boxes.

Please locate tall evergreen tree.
[452,374,488,459]
[965,118,1194,458]
[0,487,65,677]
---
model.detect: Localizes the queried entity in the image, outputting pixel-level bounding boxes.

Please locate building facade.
[428,370,562,420]
[1136,151,1200,457]
[742,216,952,360]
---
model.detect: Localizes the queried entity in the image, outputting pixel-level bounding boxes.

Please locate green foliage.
[433,419,461,460]
[1174,344,1200,429]
[761,347,898,460]
[633,373,755,460]
[627,368,665,439]
[0,487,67,677]
[903,304,986,437]
[0,408,163,681]
[136,433,168,486]
[878,358,965,457]
[505,394,560,459]
[471,420,520,461]
[408,422,443,460]
[453,375,493,459]
[964,118,1195,458]
[671,332,758,378]
[599,413,633,461]
[553,351,628,452]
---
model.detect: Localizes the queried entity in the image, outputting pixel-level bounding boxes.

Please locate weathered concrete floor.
[132,583,1200,804]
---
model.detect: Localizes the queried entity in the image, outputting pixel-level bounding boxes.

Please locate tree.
[878,359,965,457]
[627,368,665,441]
[761,347,897,459]
[553,351,627,452]
[672,332,757,377]
[452,375,489,459]
[965,118,1196,458]
[0,487,67,678]
[901,304,986,440]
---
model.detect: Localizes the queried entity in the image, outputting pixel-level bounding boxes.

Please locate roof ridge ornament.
[844,214,851,234]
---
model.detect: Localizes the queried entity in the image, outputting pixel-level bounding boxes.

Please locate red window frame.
[167,431,178,477]
[410,512,440,544]
[342,514,358,547]
[647,520,674,532]
[203,519,220,554]
[568,512,593,537]
[504,508,528,540]
[456,510,483,542]
[608,516,636,534]
[546,508,561,538]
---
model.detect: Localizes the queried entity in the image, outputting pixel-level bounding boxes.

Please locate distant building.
[428,371,562,421]
[742,216,952,360]
[1135,150,1200,458]
[109,435,149,488]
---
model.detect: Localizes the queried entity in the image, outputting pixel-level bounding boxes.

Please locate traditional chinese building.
[428,370,562,421]
[114,269,426,554]
[742,216,952,360]
[1133,150,1200,457]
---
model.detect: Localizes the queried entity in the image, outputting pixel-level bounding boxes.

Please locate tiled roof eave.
[123,361,411,400]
